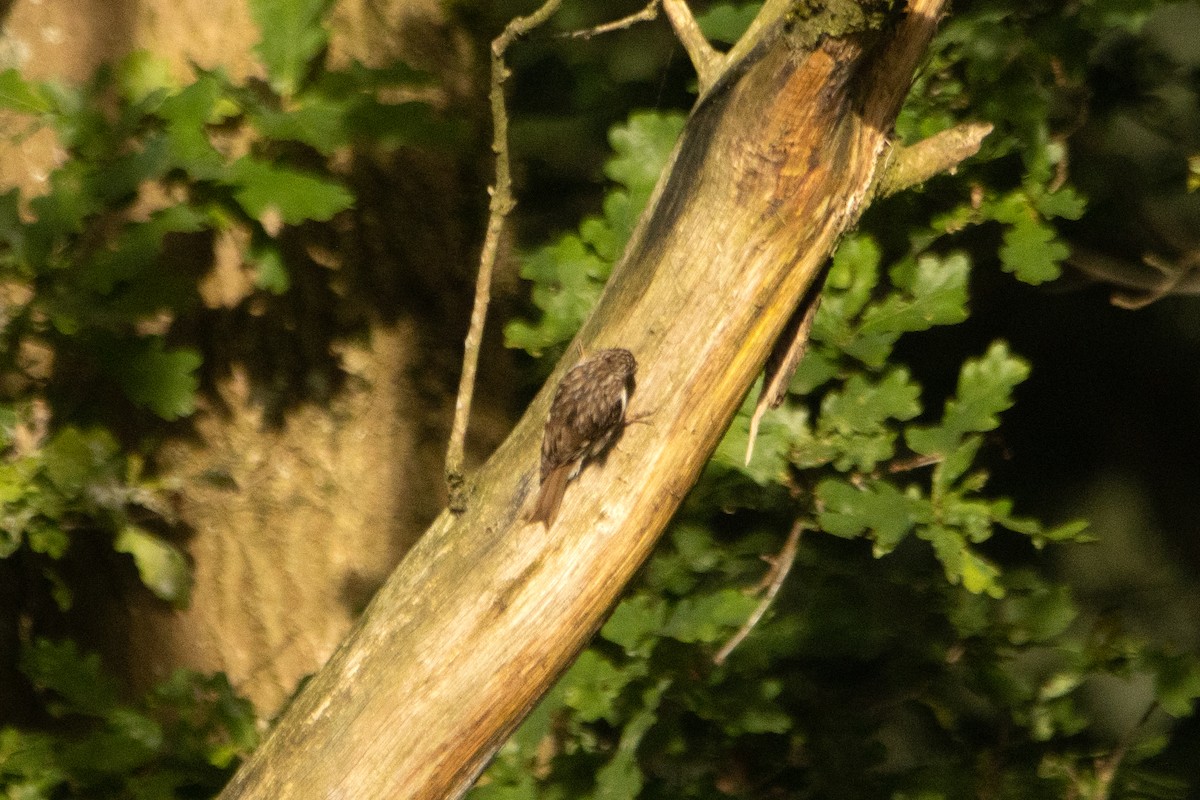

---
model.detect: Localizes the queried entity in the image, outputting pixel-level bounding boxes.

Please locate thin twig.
[445,0,565,511]
[1092,702,1159,799]
[885,453,942,474]
[714,520,806,666]
[662,0,722,91]
[560,0,662,39]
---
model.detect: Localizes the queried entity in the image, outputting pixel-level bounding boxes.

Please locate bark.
[219,0,947,797]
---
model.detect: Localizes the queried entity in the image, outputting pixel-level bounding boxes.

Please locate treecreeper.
[530,348,638,527]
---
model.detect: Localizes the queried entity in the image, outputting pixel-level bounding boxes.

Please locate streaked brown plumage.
[530,348,638,527]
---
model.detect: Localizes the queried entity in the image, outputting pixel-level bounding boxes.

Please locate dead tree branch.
[445,0,564,510]
[714,520,805,666]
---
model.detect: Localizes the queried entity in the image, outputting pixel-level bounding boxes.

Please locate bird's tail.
[529,464,571,527]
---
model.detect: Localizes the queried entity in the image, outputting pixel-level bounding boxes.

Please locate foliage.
[504,111,687,356]
[0,8,440,592]
[0,413,189,608]
[488,2,1200,797]
[1,639,257,799]
[0,0,442,793]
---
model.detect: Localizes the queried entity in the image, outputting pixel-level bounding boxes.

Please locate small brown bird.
[530,348,638,527]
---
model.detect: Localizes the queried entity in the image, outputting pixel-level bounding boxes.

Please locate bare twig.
[885,453,942,474]
[560,0,662,39]
[663,0,722,91]
[714,521,805,666]
[445,0,564,511]
[1093,702,1159,799]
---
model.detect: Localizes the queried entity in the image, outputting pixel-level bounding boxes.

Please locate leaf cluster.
[0,415,189,608]
[1,639,257,800]
[0,2,443,600]
[0,0,446,791]
[490,2,1200,796]
[504,111,686,356]
[0,0,443,419]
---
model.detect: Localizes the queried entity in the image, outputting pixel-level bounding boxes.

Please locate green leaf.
[0,69,53,115]
[343,99,455,151]
[1033,187,1086,220]
[813,235,882,346]
[19,638,121,717]
[246,98,349,153]
[0,187,26,268]
[593,679,669,800]
[943,341,1028,431]
[999,216,1067,284]
[249,0,335,96]
[932,436,983,492]
[28,162,95,249]
[853,252,971,359]
[507,112,685,356]
[1147,652,1200,717]
[150,670,258,763]
[106,338,203,420]
[115,51,178,106]
[250,239,290,293]
[558,650,642,724]
[696,3,762,43]
[816,478,929,554]
[713,395,809,483]
[504,235,607,355]
[602,594,667,658]
[115,525,192,606]
[1077,0,1156,33]
[661,589,762,644]
[226,156,354,225]
[818,250,970,368]
[790,348,839,394]
[26,523,70,559]
[107,707,164,751]
[42,566,74,612]
[1003,580,1077,644]
[921,524,1003,597]
[820,370,922,436]
[248,80,447,154]
[907,342,1029,457]
[82,205,207,295]
[605,111,686,202]
[155,74,229,176]
[42,427,120,498]
[671,524,723,573]
[0,727,64,791]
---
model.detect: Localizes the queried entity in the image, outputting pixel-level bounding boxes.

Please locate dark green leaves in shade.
[104,338,203,421]
[226,156,355,224]
[0,422,190,608]
[0,0,440,724]
[696,3,763,44]
[3,639,257,796]
[505,111,686,356]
